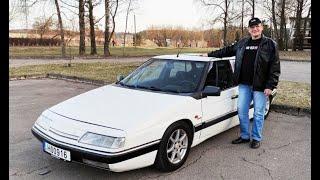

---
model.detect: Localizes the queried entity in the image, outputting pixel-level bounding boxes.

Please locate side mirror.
[202,86,221,97]
[116,75,125,82]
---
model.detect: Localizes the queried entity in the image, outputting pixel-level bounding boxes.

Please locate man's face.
[248,24,263,38]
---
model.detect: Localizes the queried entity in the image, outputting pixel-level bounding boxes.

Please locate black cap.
[248,17,262,27]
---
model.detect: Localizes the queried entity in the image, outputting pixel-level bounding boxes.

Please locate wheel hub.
[166,129,188,164]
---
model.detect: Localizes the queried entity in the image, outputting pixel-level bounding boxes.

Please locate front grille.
[49,127,79,140]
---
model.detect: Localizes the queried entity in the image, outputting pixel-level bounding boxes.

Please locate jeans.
[237,84,266,141]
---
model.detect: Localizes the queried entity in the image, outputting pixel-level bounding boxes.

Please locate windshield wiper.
[136,85,163,91]
[162,89,181,93]
[119,82,136,88]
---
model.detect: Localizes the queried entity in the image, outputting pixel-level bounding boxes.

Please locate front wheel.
[154,122,192,172]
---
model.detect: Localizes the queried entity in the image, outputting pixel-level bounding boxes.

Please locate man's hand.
[264,89,272,96]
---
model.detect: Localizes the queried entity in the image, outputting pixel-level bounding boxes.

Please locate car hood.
[48,84,192,132]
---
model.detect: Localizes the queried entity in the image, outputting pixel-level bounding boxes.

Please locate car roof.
[153,54,235,62]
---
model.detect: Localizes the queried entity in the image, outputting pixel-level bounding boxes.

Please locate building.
[288,17,311,49]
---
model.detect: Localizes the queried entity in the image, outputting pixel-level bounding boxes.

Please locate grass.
[9,46,213,58]
[279,50,311,61]
[9,62,311,110]
[273,81,311,110]
[9,62,142,83]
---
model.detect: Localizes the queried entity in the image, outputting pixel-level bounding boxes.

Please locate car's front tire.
[154,121,193,172]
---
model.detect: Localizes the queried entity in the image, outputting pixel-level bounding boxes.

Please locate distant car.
[31,54,277,172]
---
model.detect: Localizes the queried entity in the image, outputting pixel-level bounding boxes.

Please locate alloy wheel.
[166,129,188,164]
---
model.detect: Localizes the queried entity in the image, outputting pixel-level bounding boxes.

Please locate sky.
[9,0,269,32]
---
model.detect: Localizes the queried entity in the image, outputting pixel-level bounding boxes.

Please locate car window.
[125,60,166,85]
[217,60,234,90]
[169,61,192,78]
[204,62,217,87]
[120,59,207,93]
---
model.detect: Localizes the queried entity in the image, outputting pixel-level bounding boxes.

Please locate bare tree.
[20,0,39,29]
[278,0,286,50]
[271,0,279,42]
[241,0,245,36]
[109,0,120,46]
[292,0,309,50]
[32,16,54,40]
[246,0,255,18]
[9,0,22,23]
[87,0,97,55]
[199,0,241,46]
[237,0,251,37]
[54,0,66,57]
[122,0,132,56]
[79,0,86,55]
[104,0,119,56]
[104,0,111,56]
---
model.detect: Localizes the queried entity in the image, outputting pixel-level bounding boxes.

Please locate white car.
[31,54,277,172]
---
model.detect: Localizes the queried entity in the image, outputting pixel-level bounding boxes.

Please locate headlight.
[35,115,52,131]
[79,132,125,149]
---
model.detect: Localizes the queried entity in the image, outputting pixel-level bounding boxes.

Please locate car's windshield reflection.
[118,59,207,93]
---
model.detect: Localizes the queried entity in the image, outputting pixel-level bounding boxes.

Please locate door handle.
[231,95,238,99]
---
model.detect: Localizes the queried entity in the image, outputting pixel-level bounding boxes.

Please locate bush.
[9,37,61,46]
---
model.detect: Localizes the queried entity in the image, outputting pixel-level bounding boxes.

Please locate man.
[206,18,280,149]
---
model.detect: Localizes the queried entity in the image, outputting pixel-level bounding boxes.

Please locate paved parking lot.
[9,79,310,180]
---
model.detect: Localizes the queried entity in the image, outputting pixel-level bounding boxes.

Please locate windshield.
[119,58,207,93]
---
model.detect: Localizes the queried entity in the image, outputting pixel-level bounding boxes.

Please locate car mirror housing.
[202,86,221,97]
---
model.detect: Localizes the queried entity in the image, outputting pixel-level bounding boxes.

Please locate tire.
[154,121,193,172]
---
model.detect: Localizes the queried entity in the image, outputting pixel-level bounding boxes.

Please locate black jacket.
[207,34,280,91]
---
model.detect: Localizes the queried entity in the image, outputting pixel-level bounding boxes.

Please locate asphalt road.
[9,79,311,180]
[279,61,310,84]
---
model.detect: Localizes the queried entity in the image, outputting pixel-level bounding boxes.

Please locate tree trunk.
[54,0,66,57]
[285,24,288,51]
[223,0,228,46]
[271,0,279,43]
[110,0,119,47]
[241,0,244,37]
[79,0,85,56]
[279,0,286,50]
[293,0,303,51]
[300,5,311,50]
[88,0,97,55]
[252,0,255,18]
[123,0,132,56]
[104,0,111,56]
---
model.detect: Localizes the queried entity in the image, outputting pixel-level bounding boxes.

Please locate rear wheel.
[154,121,192,172]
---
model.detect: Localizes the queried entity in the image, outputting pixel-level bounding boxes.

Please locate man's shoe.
[231,137,250,144]
[250,140,261,149]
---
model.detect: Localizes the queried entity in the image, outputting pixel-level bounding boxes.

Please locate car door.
[200,60,238,140]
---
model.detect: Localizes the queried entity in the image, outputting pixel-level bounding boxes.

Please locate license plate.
[43,142,71,161]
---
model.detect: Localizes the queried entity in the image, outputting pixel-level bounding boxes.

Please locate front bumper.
[31,126,160,171]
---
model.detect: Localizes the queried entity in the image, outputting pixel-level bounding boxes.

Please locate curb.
[47,73,110,86]
[9,74,311,116]
[270,104,310,116]
[280,59,310,62]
